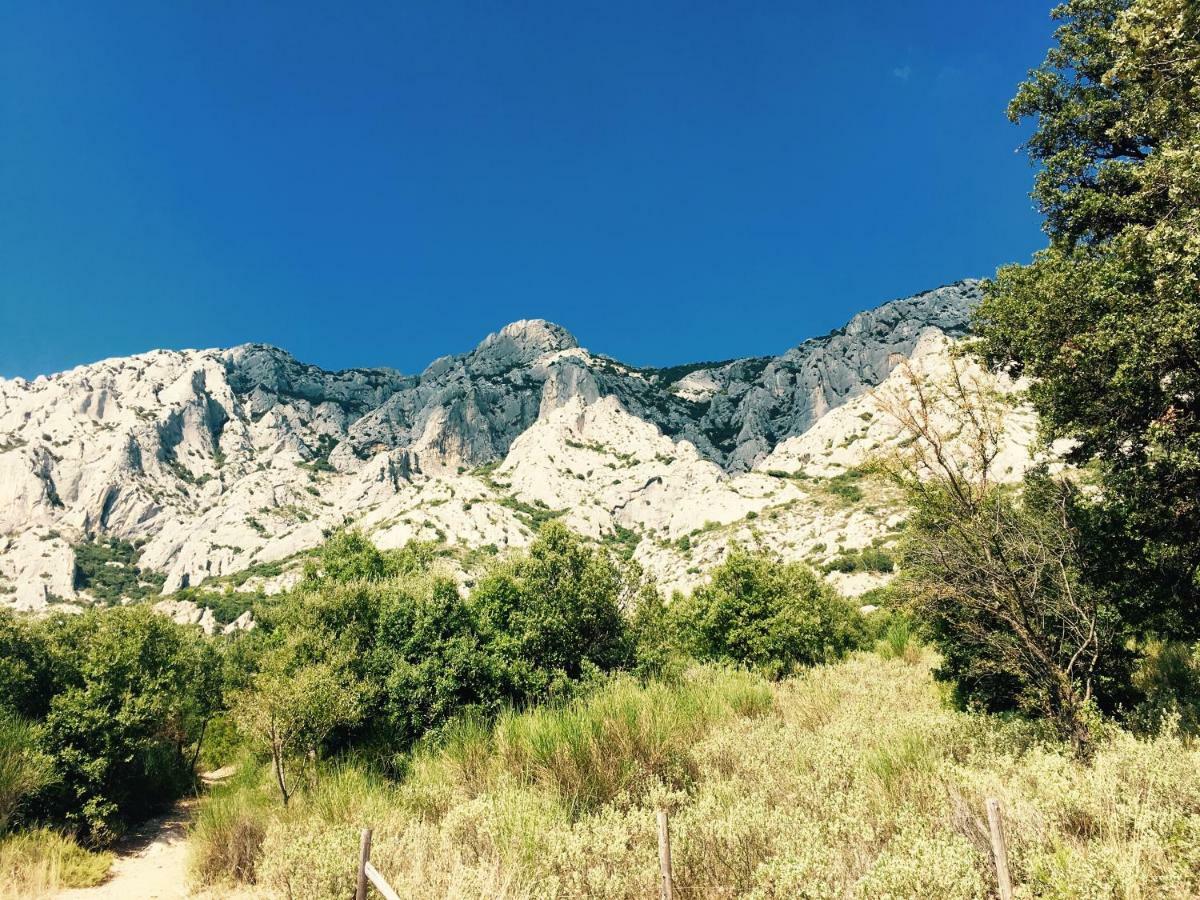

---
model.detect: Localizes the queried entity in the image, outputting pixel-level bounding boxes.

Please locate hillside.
[0,279,1046,615]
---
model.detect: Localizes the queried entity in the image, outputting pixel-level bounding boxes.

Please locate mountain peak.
[471,319,579,369]
[496,319,578,352]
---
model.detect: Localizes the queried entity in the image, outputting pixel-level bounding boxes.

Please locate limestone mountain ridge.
[1,278,1031,616]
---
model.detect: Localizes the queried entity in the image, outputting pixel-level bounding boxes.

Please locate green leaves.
[17,607,219,842]
[682,547,864,679]
[977,0,1200,641]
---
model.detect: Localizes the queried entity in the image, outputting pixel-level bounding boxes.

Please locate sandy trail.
[55,801,196,900]
[54,770,237,900]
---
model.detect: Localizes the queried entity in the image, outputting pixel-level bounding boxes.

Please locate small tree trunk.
[1052,675,1093,762]
[272,741,290,806]
[188,719,209,772]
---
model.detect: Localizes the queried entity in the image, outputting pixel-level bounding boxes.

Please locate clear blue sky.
[2,1,1055,379]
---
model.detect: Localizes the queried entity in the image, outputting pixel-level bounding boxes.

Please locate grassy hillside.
[191,652,1200,899]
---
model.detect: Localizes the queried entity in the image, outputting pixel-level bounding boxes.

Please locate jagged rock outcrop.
[0,279,1019,612]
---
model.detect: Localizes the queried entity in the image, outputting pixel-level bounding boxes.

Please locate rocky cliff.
[1,279,1034,612]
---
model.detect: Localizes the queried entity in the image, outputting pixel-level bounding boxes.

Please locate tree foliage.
[676,547,864,679]
[232,632,363,806]
[0,608,221,843]
[471,521,635,697]
[975,0,1200,637]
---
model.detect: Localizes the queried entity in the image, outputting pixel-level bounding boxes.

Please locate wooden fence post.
[985,798,1013,900]
[657,809,674,900]
[356,828,372,900]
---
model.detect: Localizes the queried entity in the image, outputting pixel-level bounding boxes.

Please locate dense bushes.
[235,522,650,798]
[71,537,166,604]
[3,521,867,862]
[471,522,634,694]
[0,607,219,843]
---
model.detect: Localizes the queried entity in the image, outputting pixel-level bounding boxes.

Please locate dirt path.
[55,800,197,900]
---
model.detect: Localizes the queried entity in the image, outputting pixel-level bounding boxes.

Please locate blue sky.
[2,1,1055,379]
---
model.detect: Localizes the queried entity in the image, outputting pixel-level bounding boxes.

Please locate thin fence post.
[985,798,1013,900]
[656,808,674,900]
[356,827,372,900]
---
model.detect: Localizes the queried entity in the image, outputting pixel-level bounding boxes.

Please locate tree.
[0,610,52,718]
[33,607,219,842]
[232,632,363,806]
[975,0,1200,639]
[371,573,505,748]
[680,547,863,679]
[471,522,634,698]
[879,357,1117,758]
[301,529,435,586]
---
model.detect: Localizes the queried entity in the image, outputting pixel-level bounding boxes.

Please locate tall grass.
[190,656,1200,899]
[491,668,772,813]
[0,713,53,833]
[189,768,272,887]
[876,616,921,664]
[0,829,112,900]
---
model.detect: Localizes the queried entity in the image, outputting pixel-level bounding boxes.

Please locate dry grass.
[0,828,112,900]
[191,654,1200,899]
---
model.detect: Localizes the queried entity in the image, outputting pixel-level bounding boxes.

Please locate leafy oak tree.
[975,0,1200,638]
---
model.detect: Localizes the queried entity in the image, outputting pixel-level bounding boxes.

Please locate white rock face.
[0,281,1051,612]
[760,331,1048,481]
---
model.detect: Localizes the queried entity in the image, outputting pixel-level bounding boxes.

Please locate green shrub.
[824,470,865,504]
[33,607,221,842]
[822,546,895,574]
[679,548,865,678]
[171,586,261,625]
[300,530,434,585]
[0,611,51,719]
[1131,639,1200,738]
[471,522,634,699]
[372,574,505,750]
[71,537,166,603]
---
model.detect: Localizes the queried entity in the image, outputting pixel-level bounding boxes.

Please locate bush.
[71,537,166,603]
[301,530,434,585]
[471,522,634,698]
[258,817,360,900]
[182,655,1200,898]
[824,470,865,504]
[31,607,221,842]
[1130,639,1200,738]
[372,574,505,749]
[189,770,271,887]
[822,546,894,574]
[678,548,865,678]
[0,611,51,719]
